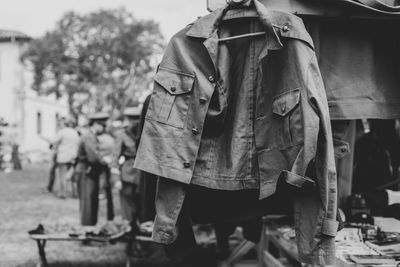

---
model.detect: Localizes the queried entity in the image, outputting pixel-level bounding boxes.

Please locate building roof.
[0,29,31,42]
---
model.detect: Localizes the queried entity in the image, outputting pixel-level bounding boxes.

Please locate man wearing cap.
[97,127,115,221]
[76,112,112,225]
[111,106,141,230]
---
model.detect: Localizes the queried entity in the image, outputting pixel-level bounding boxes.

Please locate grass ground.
[0,163,162,267]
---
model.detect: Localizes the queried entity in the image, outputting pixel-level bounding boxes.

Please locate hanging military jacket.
[134,1,338,264]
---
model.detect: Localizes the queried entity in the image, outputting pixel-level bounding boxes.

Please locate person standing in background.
[111,107,141,229]
[11,143,22,170]
[97,127,115,222]
[76,113,112,225]
[111,106,141,256]
[40,134,57,194]
[53,117,80,198]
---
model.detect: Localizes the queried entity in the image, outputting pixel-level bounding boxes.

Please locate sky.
[0,0,224,41]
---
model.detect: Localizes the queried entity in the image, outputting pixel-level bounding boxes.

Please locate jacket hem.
[134,158,192,184]
[191,175,259,190]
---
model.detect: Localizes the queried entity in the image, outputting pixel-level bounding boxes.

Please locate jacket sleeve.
[308,54,338,226]
[295,54,338,265]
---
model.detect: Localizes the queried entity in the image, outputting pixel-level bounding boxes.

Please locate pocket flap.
[272,89,300,116]
[155,67,195,95]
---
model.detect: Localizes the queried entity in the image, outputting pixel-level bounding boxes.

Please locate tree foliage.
[22,8,165,119]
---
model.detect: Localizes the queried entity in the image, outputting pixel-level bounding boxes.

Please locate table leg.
[36,240,48,267]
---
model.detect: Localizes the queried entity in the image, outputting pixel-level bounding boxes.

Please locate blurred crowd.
[41,94,155,236]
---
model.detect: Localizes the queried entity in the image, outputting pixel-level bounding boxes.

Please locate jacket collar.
[186,7,225,39]
[186,0,314,50]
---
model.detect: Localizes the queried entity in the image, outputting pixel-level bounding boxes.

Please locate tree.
[22,8,165,119]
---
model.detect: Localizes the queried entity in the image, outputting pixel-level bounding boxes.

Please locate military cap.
[123,106,142,117]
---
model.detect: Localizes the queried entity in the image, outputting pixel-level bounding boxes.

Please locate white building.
[0,29,68,156]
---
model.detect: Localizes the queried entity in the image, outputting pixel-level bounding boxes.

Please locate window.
[37,112,42,134]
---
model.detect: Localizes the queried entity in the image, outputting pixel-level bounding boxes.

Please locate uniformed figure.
[76,112,113,225]
[111,107,141,229]
[97,131,115,221]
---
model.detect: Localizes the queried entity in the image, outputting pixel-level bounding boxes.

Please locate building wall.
[0,42,20,124]
[0,39,69,154]
[22,92,68,152]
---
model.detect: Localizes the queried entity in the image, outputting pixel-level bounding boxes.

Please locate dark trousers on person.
[79,174,100,226]
[79,167,114,226]
[120,182,140,256]
[100,168,115,221]
[47,154,57,192]
[120,182,138,223]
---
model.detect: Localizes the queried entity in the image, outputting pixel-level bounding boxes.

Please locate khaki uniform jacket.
[135,1,338,264]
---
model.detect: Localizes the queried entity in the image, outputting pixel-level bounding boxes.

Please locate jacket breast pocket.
[147,67,195,129]
[272,89,302,147]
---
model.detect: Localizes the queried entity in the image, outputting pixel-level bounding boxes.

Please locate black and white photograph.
[1,0,400,266]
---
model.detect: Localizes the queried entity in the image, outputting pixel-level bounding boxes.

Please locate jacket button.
[183,161,191,168]
[191,128,199,135]
[199,97,207,104]
[282,25,290,32]
[281,104,286,113]
[171,87,176,92]
[341,147,347,153]
[208,75,216,83]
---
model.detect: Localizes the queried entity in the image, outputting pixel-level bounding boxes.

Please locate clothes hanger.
[219,0,265,42]
[218,0,282,43]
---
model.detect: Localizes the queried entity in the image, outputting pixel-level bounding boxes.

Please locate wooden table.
[30,233,152,267]
[258,216,355,267]
[258,217,400,267]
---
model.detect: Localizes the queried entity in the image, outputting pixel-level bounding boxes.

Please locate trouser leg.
[79,174,99,226]
[120,182,138,223]
[47,157,57,192]
[57,163,68,197]
[103,168,114,221]
[138,171,157,222]
[71,168,78,198]
[120,182,140,258]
